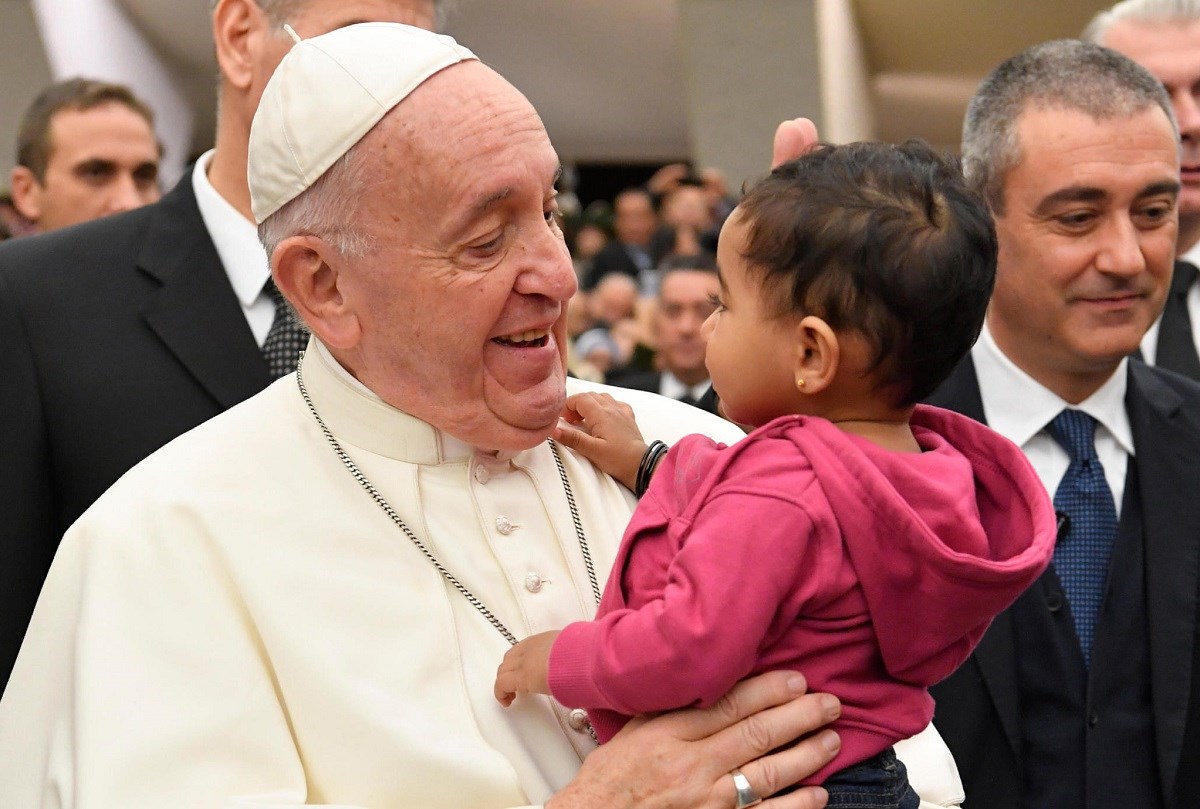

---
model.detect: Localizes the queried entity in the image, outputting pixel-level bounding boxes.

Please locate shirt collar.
[972,322,1135,456]
[191,150,271,306]
[659,371,708,402]
[1183,239,1200,269]
[310,339,497,463]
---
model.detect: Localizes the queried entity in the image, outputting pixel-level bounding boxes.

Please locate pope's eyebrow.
[451,165,566,235]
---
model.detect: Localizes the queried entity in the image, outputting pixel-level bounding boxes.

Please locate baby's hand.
[494,630,561,707]
[553,392,648,492]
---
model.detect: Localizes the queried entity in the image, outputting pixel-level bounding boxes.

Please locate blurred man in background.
[9,78,162,233]
[608,254,720,414]
[1087,0,1200,379]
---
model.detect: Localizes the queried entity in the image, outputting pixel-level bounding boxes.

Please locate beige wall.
[678,0,823,191]
[0,1,53,193]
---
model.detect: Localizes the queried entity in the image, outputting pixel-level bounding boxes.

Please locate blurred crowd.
[563,164,736,412]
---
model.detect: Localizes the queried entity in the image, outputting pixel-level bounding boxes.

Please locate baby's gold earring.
[795,377,806,390]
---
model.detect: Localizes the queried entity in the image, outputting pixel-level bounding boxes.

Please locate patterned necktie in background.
[262,278,309,378]
[1048,409,1119,669]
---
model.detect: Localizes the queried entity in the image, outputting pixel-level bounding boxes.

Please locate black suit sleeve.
[0,269,57,690]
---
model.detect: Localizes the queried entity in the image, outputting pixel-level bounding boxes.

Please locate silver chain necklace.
[295,357,602,645]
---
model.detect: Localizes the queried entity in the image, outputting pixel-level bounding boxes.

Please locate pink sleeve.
[547,489,821,715]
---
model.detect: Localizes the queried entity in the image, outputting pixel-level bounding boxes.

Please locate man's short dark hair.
[660,252,718,275]
[17,78,157,181]
[962,39,1176,213]
[736,140,996,405]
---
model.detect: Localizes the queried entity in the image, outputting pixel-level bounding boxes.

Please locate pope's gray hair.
[961,39,1177,214]
[1083,0,1200,44]
[257,142,375,260]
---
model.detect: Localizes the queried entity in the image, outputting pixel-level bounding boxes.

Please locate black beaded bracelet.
[635,440,670,497]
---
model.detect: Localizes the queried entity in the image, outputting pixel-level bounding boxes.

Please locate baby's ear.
[791,315,839,395]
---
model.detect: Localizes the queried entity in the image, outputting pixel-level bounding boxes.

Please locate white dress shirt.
[191,150,275,346]
[1139,240,1200,365]
[658,370,710,403]
[972,324,1135,516]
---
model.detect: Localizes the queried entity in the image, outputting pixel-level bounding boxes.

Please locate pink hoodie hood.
[795,404,1057,684]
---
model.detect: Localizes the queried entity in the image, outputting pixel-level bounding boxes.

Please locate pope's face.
[340,63,576,451]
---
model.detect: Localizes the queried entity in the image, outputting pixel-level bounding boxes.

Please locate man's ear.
[791,314,839,395]
[9,166,43,223]
[272,236,362,350]
[212,0,263,93]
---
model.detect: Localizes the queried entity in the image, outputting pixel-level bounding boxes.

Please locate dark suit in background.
[0,176,269,687]
[581,226,676,291]
[927,357,1200,809]
[607,369,720,416]
[1150,259,1200,380]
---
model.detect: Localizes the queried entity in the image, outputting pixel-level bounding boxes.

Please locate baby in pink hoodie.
[495,140,1057,808]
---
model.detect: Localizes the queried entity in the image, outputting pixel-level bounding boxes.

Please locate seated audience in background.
[608,254,721,413]
[569,219,609,281]
[699,165,737,226]
[654,182,719,277]
[572,272,642,377]
[920,40,1200,809]
[1085,0,1200,380]
[498,139,1056,809]
[9,78,162,233]
[582,187,673,290]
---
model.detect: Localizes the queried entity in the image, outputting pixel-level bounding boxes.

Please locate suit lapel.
[928,356,1024,755]
[1127,362,1200,801]
[137,177,270,408]
[926,356,986,422]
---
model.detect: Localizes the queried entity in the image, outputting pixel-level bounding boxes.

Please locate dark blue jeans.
[823,747,919,809]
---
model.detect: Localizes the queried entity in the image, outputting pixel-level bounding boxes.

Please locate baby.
[495,140,1057,808]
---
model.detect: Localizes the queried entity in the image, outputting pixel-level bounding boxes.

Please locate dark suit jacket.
[0,176,271,688]
[606,369,720,416]
[581,227,677,290]
[1151,259,1200,380]
[927,357,1200,809]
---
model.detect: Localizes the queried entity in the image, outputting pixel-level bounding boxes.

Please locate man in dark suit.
[926,41,1200,809]
[9,78,162,234]
[582,187,674,291]
[608,255,721,415]
[1087,0,1200,379]
[0,0,438,690]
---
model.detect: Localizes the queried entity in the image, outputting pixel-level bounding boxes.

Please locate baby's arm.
[553,392,653,492]
[494,630,560,707]
[550,489,821,717]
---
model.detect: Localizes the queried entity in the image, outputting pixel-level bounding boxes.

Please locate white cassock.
[0,341,962,808]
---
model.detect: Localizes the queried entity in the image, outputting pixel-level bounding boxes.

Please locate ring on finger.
[730,768,762,809]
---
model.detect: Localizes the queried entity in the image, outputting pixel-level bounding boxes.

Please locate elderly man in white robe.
[0,23,963,809]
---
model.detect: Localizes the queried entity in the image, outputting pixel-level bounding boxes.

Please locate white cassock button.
[567,708,590,732]
[495,516,515,535]
[524,572,544,593]
[474,466,490,484]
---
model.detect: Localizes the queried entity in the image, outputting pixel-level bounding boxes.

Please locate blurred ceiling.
[109,0,1114,162]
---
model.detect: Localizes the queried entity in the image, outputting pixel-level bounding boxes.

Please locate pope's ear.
[271,236,361,350]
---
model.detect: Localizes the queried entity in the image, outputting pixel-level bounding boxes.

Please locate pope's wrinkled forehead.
[248,21,478,224]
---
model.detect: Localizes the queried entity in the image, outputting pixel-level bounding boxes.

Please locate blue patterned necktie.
[262,278,309,378]
[1048,409,1119,669]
